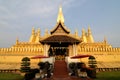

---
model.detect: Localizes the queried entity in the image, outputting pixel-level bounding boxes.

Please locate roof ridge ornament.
[57,6,64,23]
[50,6,70,34]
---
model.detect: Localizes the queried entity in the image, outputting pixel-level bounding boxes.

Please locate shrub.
[20,57,31,73]
[88,56,97,68]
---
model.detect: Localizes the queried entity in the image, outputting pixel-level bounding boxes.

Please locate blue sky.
[0,0,120,47]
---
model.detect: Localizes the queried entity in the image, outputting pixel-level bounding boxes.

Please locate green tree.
[20,57,31,73]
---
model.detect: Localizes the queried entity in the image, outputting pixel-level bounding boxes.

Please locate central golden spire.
[57,6,64,23]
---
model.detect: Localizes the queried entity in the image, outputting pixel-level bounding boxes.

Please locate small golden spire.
[81,28,87,43]
[37,28,40,36]
[82,28,85,36]
[87,25,94,43]
[75,29,78,36]
[32,27,35,35]
[104,36,107,44]
[57,6,64,23]
[45,29,49,37]
[16,37,19,45]
[88,25,91,34]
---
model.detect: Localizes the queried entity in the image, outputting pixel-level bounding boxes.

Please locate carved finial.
[57,6,64,23]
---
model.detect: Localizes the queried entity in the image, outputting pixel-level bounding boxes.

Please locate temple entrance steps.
[51,60,85,80]
[43,59,90,80]
[53,60,69,78]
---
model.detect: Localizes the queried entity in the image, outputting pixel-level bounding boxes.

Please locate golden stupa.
[0,6,120,70]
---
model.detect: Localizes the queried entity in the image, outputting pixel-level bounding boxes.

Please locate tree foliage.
[88,56,97,78]
[88,56,97,68]
[20,57,31,73]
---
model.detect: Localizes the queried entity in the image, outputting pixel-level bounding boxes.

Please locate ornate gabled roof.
[41,6,81,44]
[50,23,70,34]
[50,6,70,34]
[40,35,81,44]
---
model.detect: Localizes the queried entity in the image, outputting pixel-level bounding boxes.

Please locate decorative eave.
[40,34,81,44]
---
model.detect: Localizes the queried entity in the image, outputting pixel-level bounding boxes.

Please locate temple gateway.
[0,7,120,69]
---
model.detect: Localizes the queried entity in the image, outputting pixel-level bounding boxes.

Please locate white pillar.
[44,44,50,56]
[75,43,78,55]
[73,44,76,56]
[73,43,77,56]
[45,44,47,56]
[68,45,73,56]
[44,44,46,56]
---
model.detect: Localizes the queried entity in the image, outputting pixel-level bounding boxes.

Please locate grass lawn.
[0,71,120,80]
[0,73,24,80]
[94,71,120,80]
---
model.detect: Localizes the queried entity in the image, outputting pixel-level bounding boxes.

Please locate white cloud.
[0,0,78,47]
[0,0,119,48]
[0,0,78,22]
